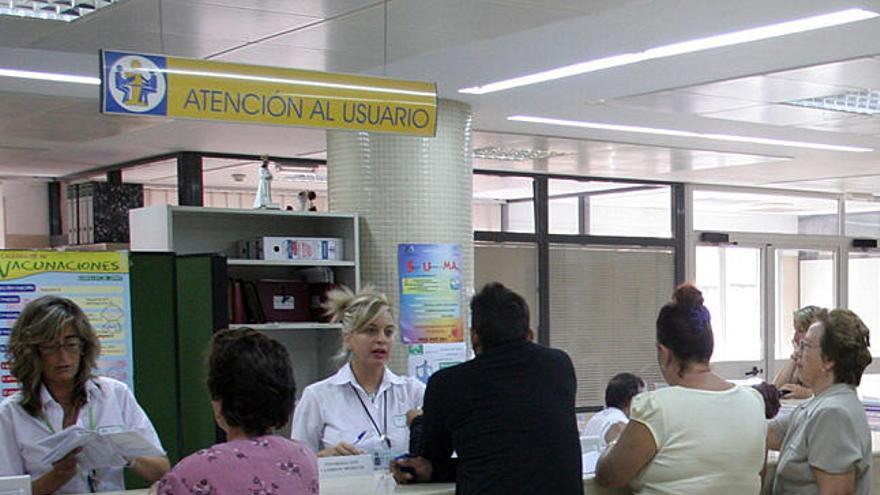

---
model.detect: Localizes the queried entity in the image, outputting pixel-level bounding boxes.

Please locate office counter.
[77,431,880,494]
[320,476,627,495]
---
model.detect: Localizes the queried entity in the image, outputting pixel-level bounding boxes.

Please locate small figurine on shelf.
[297,190,318,211]
[253,156,279,209]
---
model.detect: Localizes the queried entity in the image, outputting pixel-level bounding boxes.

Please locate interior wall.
[1,179,49,248]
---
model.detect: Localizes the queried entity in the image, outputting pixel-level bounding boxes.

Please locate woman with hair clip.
[772,305,823,399]
[291,286,425,457]
[0,296,169,494]
[596,284,766,494]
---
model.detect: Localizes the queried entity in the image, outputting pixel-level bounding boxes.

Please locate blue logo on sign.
[103,51,167,116]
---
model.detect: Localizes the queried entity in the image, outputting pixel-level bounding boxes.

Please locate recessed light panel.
[0,0,120,22]
[786,90,880,115]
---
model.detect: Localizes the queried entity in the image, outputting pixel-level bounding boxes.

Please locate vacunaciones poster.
[397,244,463,343]
[0,251,133,398]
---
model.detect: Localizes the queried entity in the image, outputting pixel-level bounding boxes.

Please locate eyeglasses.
[38,338,83,356]
[796,340,816,353]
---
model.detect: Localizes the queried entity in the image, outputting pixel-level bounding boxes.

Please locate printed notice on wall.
[0,251,133,398]
[408,343,467,384]
[397,244,463,344]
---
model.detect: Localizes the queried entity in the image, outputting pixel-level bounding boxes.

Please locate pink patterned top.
[156,435,319,495]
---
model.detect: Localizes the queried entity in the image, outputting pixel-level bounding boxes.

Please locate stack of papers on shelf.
[38,425,162,471]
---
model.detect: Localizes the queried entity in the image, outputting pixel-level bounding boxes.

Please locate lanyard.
[349,383,391,448]
[41,405,98,493]
[41,405,94,434]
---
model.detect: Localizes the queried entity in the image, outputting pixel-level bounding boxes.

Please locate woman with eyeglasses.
[768,308,873,495]
[291,286,425,458]
[772,305,823,400]
[0,296,169,494]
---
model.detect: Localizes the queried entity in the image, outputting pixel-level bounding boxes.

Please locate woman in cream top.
[596,284,766,495]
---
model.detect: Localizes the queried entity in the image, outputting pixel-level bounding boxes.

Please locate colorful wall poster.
[0,251,133,398]
[397,243,463,344]
[407,343,467,384]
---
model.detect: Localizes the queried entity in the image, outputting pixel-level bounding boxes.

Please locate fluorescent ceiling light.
[461,8,878,94]
[0,68,100,85]
[508,115,874,153]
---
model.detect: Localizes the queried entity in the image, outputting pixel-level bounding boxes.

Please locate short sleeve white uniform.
[0,376,165,494]
[582,407,628,449]
[291,364,425,454]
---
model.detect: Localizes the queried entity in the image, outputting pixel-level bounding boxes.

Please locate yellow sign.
[101,50,438,136]
[0,251,128,281]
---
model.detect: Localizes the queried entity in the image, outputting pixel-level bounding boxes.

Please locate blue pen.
[353,430,367,445]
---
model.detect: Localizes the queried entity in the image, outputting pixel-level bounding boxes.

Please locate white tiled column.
[327,100,473,373]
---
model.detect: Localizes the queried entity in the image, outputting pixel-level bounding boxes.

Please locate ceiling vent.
[0,0,120,22]
[472,146,568,162]
[785,89,880,116]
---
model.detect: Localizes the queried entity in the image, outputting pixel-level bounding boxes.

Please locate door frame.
[694,231,846,381]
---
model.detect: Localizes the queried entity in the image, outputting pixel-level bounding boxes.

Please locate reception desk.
[78,431,880,494]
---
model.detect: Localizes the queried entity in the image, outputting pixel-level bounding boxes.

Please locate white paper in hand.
[39,425,162,470]
[38,426,94,465]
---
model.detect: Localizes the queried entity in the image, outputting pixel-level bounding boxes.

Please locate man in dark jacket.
[392,282,583,495]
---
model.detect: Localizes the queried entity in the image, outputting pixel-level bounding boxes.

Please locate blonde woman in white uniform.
[292,286,425,457]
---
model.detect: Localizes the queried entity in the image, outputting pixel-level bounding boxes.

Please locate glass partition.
[473,175,534,233]
[548,179,671,237]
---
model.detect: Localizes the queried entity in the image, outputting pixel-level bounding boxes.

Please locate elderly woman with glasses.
[768,308,873,495]
[0,296,169,494]
[772,305,823,399]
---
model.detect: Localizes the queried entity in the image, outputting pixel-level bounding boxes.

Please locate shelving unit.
[228,322,344,332]
[227,259,356,267]
[129,205,360,408]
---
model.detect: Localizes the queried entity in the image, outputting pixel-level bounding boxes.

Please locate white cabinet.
[129,205,359,405]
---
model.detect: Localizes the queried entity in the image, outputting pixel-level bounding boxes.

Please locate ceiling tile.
[179,0,378,17]
[28,0,162,53]
[771,58,880,91]
[686,75,854,103]
[214,44,382,73]
[609,90,755,115]
[488,0,643,16]
[0,101,162,142]
[0,17,62,48]
[161,2,318,43]
[801,115,880,134]
[700,103,843,126]
[255,4,383,53]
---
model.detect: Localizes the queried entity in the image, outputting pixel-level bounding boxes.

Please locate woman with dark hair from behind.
[596,284,766,494]
[154,328,318,495]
